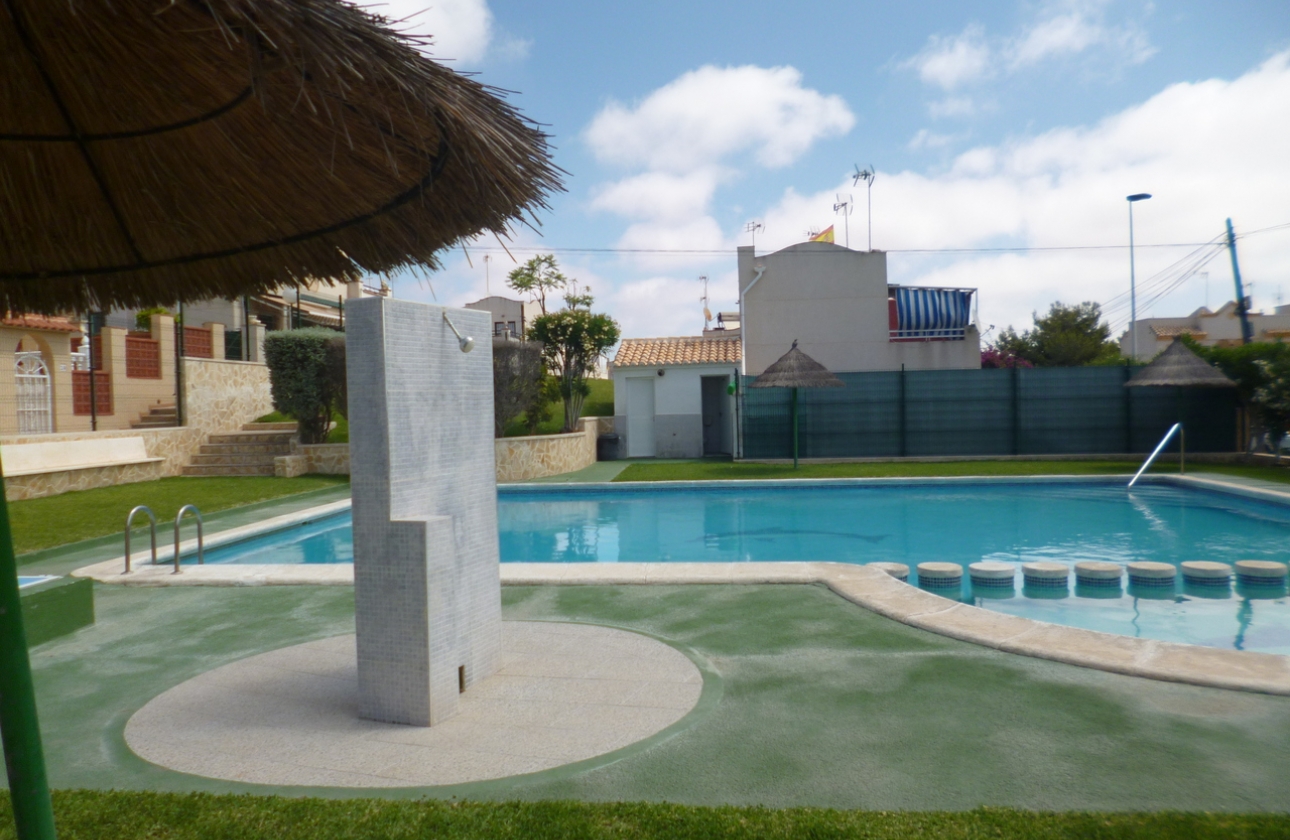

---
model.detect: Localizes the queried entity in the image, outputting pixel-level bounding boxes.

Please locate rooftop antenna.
[833,194,854,249]
[699,275,712,329]
[853,164,876,251]
[745,221,764,252]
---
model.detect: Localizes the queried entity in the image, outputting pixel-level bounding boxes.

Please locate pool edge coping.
[71,472,1290,697]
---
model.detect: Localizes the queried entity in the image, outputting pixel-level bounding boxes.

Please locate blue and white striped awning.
[892,287,974,339]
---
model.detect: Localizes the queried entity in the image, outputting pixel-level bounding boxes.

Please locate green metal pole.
[791,387,799,469]
[0,469,57,840]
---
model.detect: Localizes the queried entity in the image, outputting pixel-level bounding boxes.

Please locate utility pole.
[1226,218,1253,344]
[1126,193,1152,361]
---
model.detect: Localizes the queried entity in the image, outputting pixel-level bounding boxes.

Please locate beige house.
[737,242,981,375]
[1120,301,1290,361]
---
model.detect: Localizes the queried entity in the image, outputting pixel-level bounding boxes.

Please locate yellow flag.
[810,225,835,243]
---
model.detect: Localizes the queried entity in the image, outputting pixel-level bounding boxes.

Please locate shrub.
[264,328,340,444]
[493,341,545,437]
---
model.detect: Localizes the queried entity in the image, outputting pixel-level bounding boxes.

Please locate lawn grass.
[3,792,1286,840]
[9,475,349,555]
[614,458,1290,484]
[254,410,347,443]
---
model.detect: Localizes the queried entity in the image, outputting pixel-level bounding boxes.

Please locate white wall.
[738,243,980,375]
[613,363,739,458]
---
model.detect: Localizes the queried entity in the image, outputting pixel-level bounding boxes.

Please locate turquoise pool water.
[196,480,1290,654]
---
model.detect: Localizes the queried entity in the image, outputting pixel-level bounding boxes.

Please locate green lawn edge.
[2,792,1286,840]
[10,475,350,556]
[613,459,1290,484]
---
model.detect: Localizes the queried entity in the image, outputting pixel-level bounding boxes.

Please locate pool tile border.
[71,473,1290,696]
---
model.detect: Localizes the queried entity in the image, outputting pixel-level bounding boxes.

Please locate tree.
[1254,355,1290,461]
[528,298,620,432]
[507,254,567,317]
[1185,337,1290,452]
[995,302,1121,367]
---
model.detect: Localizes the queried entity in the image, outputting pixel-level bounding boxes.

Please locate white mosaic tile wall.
[347,298,501,726]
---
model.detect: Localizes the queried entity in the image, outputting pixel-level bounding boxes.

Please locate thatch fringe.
[1125,338,1236,388]
[751,342,845,389]
[0,0,563,313]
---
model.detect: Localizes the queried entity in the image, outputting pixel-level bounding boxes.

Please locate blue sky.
[378,0,1290,343]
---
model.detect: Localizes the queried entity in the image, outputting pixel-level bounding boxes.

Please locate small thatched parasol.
[1124,338,1236,388]
[0,3,559,836]
[751,340,844,468]
[0,0,562,314]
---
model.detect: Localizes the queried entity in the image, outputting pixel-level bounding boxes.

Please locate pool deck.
[65,471,1290,698]
[24,582,1290,810]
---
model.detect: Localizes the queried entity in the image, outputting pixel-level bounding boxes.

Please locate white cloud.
[901,3,1156,97]
[902,25,992,91]
[584,65,854,173]
[590,171,721,222]
[376,0,494,64]
[758,53,1290,337]
[928,96,978,119]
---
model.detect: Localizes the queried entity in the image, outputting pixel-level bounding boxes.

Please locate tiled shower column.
[346,298,501,726]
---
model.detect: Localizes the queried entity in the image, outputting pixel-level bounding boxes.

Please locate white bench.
[1,437,163,477]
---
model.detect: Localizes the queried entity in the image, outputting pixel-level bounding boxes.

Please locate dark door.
[701,375,729,455]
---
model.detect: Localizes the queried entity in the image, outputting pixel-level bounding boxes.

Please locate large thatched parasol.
[751,340,844,468]
[1124,338,1236,388]
[0,0,561,314]
[0,3,559,836]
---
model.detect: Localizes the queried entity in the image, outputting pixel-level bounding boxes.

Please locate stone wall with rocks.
[182,358,273,439]
[494,416,603,482]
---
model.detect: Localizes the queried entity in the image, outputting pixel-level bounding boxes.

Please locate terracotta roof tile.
[1151,325,1206,338]
[2,314,79,333]
[613,336,741,367]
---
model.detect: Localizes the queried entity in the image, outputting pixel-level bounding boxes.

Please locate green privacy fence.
[739,366,1240,459]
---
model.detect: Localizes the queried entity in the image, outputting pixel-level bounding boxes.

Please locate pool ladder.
[124,504,204,574]
[1128,423,1184,488]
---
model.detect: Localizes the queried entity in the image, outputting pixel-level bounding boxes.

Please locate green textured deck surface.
[20,583,1290,810]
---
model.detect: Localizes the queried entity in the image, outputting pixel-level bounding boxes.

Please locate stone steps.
[132,404,178,429]
[181,464,277,477]
[183,421,298,477]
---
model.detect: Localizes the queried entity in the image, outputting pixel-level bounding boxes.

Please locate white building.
[463,295,540,339]
[611,337,740,458]
[1120,301,1290,361]
[737,242,980,375]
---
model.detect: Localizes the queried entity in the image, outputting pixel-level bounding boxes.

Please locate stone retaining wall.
[274,416,613,482]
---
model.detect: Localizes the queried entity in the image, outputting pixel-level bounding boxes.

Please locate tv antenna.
[699,275,712,328]
[744,221,764,251]
[833,194,854,249]
[853,164,876,250]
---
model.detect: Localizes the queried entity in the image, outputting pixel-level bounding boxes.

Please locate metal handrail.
[1128,422,1184,488]
[172,504,204,574]
[123,505,158,573]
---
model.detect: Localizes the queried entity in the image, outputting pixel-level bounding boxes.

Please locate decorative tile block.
[347,298,501,726]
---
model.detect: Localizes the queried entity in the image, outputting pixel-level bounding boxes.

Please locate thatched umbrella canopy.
[0,0,562,313]
[751,341,844,467]
[1125,338,1236,388]
[0,4,560,836]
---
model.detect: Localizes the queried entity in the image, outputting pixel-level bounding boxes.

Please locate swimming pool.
[194,478,1290,655]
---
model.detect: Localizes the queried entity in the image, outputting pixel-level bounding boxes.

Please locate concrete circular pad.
[125,621,703,788]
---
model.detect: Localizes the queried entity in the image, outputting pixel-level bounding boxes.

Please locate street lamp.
[1127,193,1152,361]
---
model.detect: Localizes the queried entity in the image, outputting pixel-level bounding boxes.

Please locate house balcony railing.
[888,285,977,342]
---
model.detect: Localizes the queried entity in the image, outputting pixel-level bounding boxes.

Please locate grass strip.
[9,475,349,555]
[1,792,1286,840]
[614,459,1290,484]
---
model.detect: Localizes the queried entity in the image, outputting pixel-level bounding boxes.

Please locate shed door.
[701,375,730,455]
[626,377,656,457]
